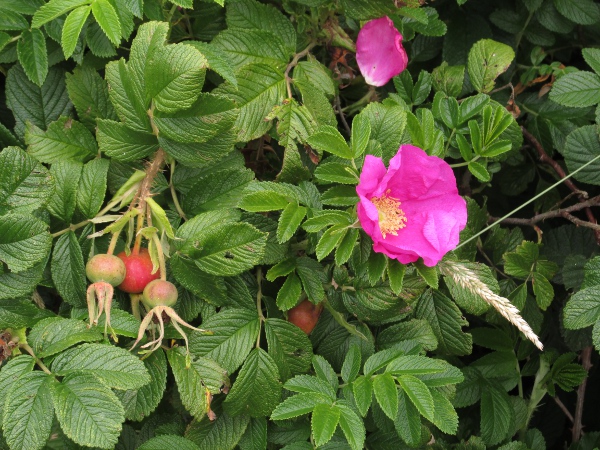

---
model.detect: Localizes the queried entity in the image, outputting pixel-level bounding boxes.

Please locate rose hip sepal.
[117,248,160,294]
[85,254,127,341]
[356,145,467,267]
[356,16,408,87]
[130,280,211,364]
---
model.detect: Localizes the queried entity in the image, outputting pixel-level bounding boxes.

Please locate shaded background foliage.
[1,0,600,449]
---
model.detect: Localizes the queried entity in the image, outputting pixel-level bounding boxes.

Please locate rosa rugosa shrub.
[0,0,599,449]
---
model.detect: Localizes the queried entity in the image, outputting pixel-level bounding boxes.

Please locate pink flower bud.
[356,145,467,267]
[356,16,408,87]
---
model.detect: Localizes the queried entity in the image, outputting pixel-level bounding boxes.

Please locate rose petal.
[356,17,408,87]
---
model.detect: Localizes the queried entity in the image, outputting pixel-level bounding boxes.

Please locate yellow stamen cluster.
[371,190,407,238]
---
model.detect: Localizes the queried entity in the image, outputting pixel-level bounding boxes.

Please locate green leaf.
[6,66,72,138]
[561,125,600,186]
[0,147,53,216]
[468,160,491,182]
[51,343,150,390]
[154,93,238,144]
[270,392,331,420]
[77,158,109,219]
[61,6,90,59]
[583,48,600,75]
[47,159,82,223]
[386,355,447,376]
[276,203,306,244]
[105,60,151,133]
[265,318,313,381]
[91,0,121,45]
[430,388,458,434]
[316,225,348,261]
[351,114,371,158]
[171,255,228,306]
[0,256,46,300]
[296,257,326,303]
[414,290,472,355]
[311,404,340,447]
[214,63,285,142]
[336,228,359,266]
[352,375,373,417]
[16,28,48,86]
[414,259,439,289]
[284,375,336,398]
[189,223,266,276]
[467,39,515,93]
[314,162,358,185]
[224,348,282,417]
[564,286,600,329]
[29,317,102,358]
[373,372,398,420]
[377,320,438,352]
[51,372,125,449]
[65,66,117,129]
[0,355,35,427]
[0,9,29,30]
[226,0,296,53]
[146,43,207,114]
[321,185,358,206]
[480,384,513,445]
[26,117,97,163]
[553,0,600,25]
[189,308,260,374]
[550,71,600,107]
[32,0,89,28]
[211,29,290,71]
[276,273,303,311]
[341,344,361,384]
[337,403,365,450]
[51,231,86,307]
[0,214,51,273]
[167,347,229,418]
[397,374,434,421]
[395,389,422,447]
[97,119,158,162]
[361,102,407,160]
[185,410,250,450]
[139,435,200,450]
[432,62,465,97]
[307,126,353,159]
[2,371,54,450]
[238,417,267,450]
[185,41,237,88]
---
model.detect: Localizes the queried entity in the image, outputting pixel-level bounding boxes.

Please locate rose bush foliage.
[0,0,599,449]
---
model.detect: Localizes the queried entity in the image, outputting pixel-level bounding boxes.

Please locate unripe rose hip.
[142,279,178,308]
[85,254,126,286]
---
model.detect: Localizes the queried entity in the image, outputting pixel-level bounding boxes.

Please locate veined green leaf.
[91,0,121,45]
[16,28,48,86]
[0,214,51,273]
[29,317,102,358]
[32,0,90,28]
[26,117,97,163]
[61,5,91,59]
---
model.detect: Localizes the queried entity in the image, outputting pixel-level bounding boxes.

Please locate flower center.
[371,190,407,238]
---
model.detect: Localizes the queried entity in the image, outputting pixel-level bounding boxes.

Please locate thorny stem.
[21,344,52,375]
[284,42,318,98]
[572,346,593,442]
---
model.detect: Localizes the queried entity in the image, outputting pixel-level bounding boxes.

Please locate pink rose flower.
[356,145,467,267]
[356,16,408,87]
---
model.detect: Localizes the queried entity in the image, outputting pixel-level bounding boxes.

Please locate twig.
[335,95,351,136]
[490,196,600,230]
[572,346,593,442]
[554,395,574,424]
[284,42,317,98]
[521,126,600,243]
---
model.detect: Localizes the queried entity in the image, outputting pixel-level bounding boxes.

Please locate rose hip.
[85,254,126,286]
[287,299,324,335]
[117,248,160,293]
[142,279,178,308]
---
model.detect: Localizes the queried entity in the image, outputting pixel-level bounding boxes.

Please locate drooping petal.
[356,17,408,87]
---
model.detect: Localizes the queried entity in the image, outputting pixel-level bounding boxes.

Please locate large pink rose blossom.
[356,145,467,267]
[356,16,408,86]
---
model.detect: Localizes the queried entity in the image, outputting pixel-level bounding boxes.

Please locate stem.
[515,11,534,49]
[130,293,143,321]
[21,344,52,375]
[335,95,352,136]
[51,196,126,238]
[450,155,479,168]
[107,230,120,255]
[322,300,368,340]
[284,42,317,98]
[572,346,593,442]
[132,213,144,255]
[521,356,550,438]
[554,396,574,424]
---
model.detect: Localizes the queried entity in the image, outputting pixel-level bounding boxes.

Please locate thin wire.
[455,153,600,250]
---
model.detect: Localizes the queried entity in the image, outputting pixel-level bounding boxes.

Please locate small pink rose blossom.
[356,16,408,87]
[356,145,467,267]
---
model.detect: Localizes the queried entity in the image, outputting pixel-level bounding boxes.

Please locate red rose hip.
[117,248,160,293]
[287,299,324,334]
